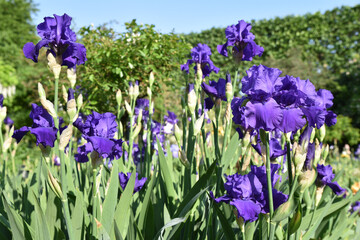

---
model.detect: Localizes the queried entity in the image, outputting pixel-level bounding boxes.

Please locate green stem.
[286,141,293,188]
[0,123,6,186]
[128,99,135,165]
[92,168,98,236]
[60,150,74,239]
[265,133,274,239]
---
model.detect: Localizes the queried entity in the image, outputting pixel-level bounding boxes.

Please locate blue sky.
[33,0,359,34]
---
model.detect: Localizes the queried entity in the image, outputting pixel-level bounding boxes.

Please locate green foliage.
[0,60,18,86]
[78,20,191,113]
[325,115,360,146]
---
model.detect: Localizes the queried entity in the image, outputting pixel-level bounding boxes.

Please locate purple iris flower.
[217,20,264,61]
[316,164,346,196]
[252,138,286,160]
[170,144,179,158]
[135,98,150,121]
[74,111,122,163]
[123,142,144,165]
[351,201,360,214]
[12,104,58,147]
[4,117,14,127]
[181,43,219,78]
[211,164,288,222]
[163,111,178,134]
[119,172,147,193]
[68,88,75,101]
[232,64,337,132]
[201,73,231,110]
[53,156,60,166]
[23,14,87,69]
[0,94,3,107]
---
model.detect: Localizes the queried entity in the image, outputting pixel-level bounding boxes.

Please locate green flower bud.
[124,100,132,116]
[272,197,296,222]
[147,87,152,98]
[38,82,46,100]
[40,99,57,118]
[77,94,83,109]
[194,114,204,136]
[62,85,68,103]
[59,125,73,151]
[318,125,326,142]
[67,99,77,122]
[47,52,62,79]
[149,72,155,87]
[187,89,197,113]
[116,89,122,106]
[0,106,7,123]
[313,139,322,166]
[48,170,63,199]
[67,68,76,88]
[298,169,317,193]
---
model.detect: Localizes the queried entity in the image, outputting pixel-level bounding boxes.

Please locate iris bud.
[128,82,134,98]
[318,125,326,142]
[47,52,61,79]
[67,68,76,88]
[0,106,7,123]
[125,100,132,116]
[293,142,307,176]
[40,99,57,118]
[272,197,296,222]
[62,85,68,103]
[134,81,139,99]
[310,128,316,143]
[59,125,73,151]
[194,114,204,136]
[313,139,322,166]
[320,144,329,164]
[174,124,182,146]
[77,94,83,109]
[67,99,77,122]
[147,87,152,98]
[298,169,317,193]
[187,88,197,113]
[116,89,122,106]
[38,82,46,100]
[149,72,155,87]
[48,170,63,199]
[315,187,324,207]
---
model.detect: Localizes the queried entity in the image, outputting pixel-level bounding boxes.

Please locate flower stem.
[92,168,98,236]
[286,140,293,188]
[265,132,274,239]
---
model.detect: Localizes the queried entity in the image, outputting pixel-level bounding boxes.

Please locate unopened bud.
[128,82,134,98]
[224,102,231,123]
[38,82,46,100]
[62,85,68,103]
[132,123,142,139]
[67,68,77,88]
[315,187,324,207]
[77,94,83,108]
[187,87,197,113]
[67,99,77,122]
[196,63,203,83]
[225,81,233,101]
[194,114,204,136]
[320,144,329,164]
[310,128,316,143]
[242,131,251,150]
[59,125,73,151]
[134,81,139,99]
[3,138,12,151]
[272,198,296,222]
[48,170,63,199]
[313,139,322,166]
[137,109,143,126]
[40,98,57,118]
[147,87,152,98]
[0,106,7,123]
[47,52,61,79]
[125,100,132,116]
[319,125,326,142]
[298,169,317,192]
[149,72,155,87]
[116,90,122,106]
[293,142,307,176]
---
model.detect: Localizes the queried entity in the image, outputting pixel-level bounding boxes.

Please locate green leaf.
[154,217,187,240]
[113,168,136,238]
[213,202,236,240]
[2,193,25,240]
[71,189,84,240]
[137,167,156,233]
[288,201,302,235]
[101,161,119,233]
[157,138,177,200]
[221,132,240,169]
[174,160,216,218]
[31,191,51,240]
